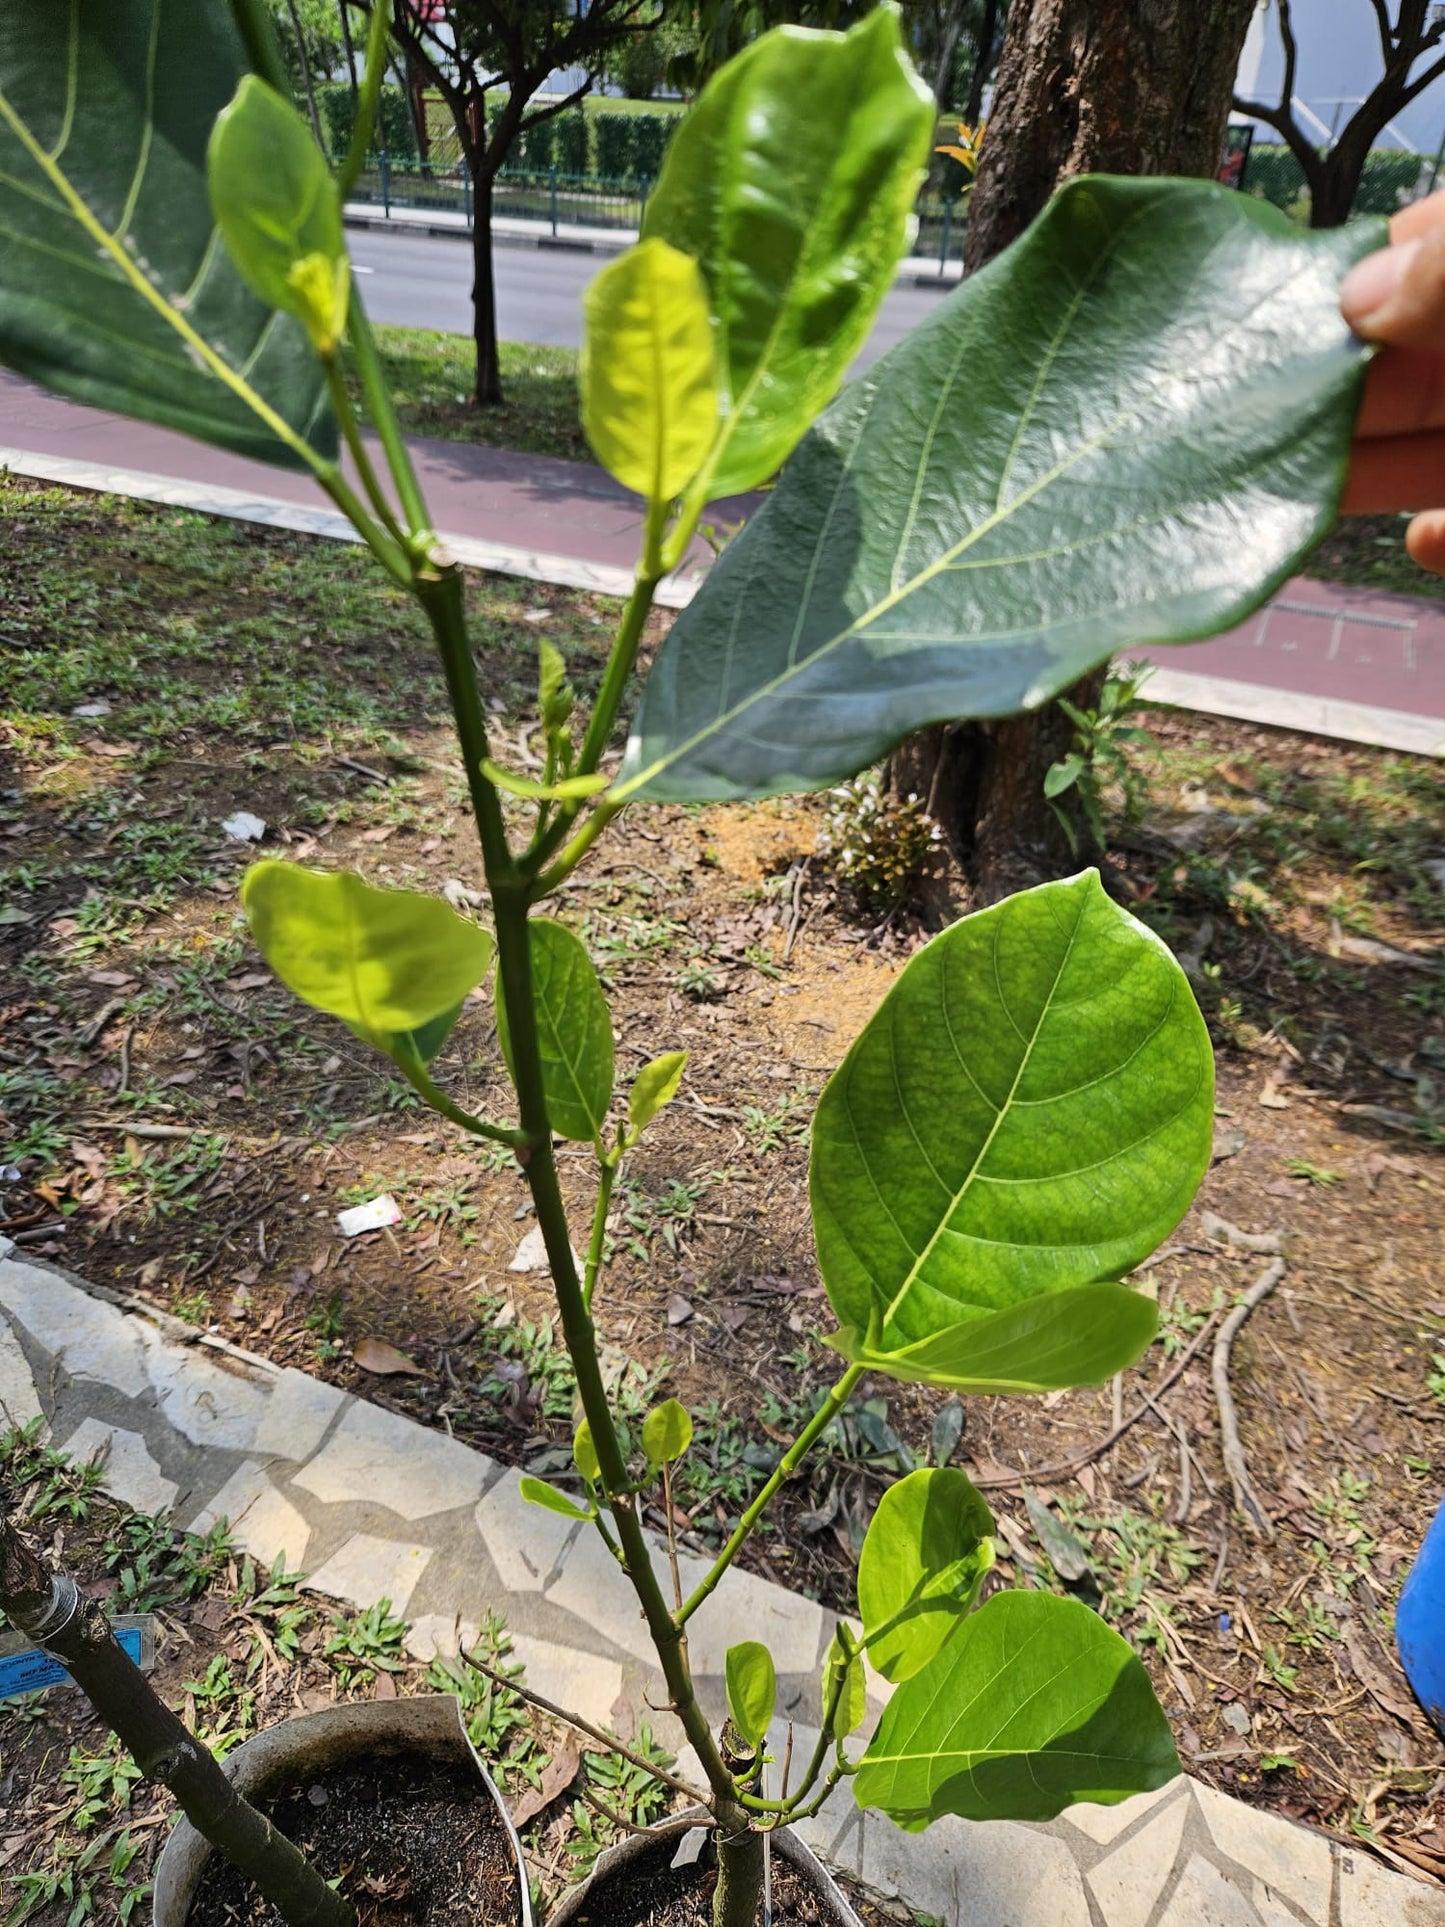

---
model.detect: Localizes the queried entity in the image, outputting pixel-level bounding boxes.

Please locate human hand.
[1342,190,1445,572]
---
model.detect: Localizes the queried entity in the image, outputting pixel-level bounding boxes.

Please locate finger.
[1390,190,1445,245]
[1354,345,1445,437]
[1340,223,1445,349]
[1407,508,1445,573]
[1341,431,1445,513]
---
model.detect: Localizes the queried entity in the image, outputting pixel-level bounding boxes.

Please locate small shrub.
[817,773,943,912]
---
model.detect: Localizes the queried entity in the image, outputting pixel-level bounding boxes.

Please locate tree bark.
[899,0,1258,902]
[471,167,503,406]
[284,0,326,150]
[338,0,359,96]
[964,0,1001,123]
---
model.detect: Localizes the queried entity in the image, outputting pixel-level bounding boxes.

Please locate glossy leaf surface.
[643,9,932,498]
[621,177,1377,803]
[857,1469,994,1684]
[519,1477,590,1522]
[822,1628,866,1739]
[854,1590,1177,1825]
[497,920,614,1144]
[725,1642,777,1748]
[641,1398,693,1466]
[242,862,493,1069]
[581,238,718,503]
[0,2,334,466]
[209,76,347,353]
[628,1051,688,1138]
[811,873,1212,1392]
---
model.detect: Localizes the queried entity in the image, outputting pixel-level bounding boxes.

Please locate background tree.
[370,0,672,406]
[893,0,1259,900]
[1235,0,1445,228]
[269,0,345,125]
[910,0,1007,111]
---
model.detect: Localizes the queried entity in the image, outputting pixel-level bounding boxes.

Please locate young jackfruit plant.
[0,0,1379,1922]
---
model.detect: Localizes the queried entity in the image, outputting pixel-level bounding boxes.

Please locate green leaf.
[581,237,719,504]
[479,759,610,802]
[641,1398,693,1467]
[853,1590,1178,1826]
[0,2,334,467]
[627,1051,688,1138]
[1044,755,1085,799]
[518,1476,590,1522]
[496,920,614,1145]
[539,639,574,736]
[826,1283,1160,1397]
[209,76,348,354]
[241,862,493,1070]
[857,1469,994,1684]
[573,1421,600,1484]
[619,177,1379,804]
[725,1641,777,1748]
[810,872,1211,1392]
[644,9,932,497]
[822,1627,866,1740]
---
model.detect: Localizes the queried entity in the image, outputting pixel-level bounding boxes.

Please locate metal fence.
[350,158,968,267]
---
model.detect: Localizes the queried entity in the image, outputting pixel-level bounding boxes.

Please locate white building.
[1236,0,1445,153]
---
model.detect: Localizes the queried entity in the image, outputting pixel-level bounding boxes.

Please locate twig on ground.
[1198,1211,1284,1256]
[783,859,809,963]
[461,1652,707,1803]
[1211,1256,1287,1538]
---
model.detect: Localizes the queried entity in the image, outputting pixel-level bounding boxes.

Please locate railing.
[349,157,968,268]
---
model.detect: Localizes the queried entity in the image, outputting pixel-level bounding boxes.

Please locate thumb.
[1340,230,1445,350]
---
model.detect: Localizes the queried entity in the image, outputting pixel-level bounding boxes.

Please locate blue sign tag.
[0,1625,145,1701]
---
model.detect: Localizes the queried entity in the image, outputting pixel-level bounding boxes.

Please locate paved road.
[347,226,955,364]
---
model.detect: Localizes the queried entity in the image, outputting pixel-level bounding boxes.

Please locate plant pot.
[153,1693,532,1927]
[547,1807,863,1927]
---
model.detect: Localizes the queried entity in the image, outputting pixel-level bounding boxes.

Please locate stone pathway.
[1,1249,1439,1927]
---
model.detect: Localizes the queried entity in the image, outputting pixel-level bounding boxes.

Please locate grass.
[1306,510,1445,598]
[352,328,587,462]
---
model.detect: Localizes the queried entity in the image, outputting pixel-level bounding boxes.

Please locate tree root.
[1211,1256,1287,1538]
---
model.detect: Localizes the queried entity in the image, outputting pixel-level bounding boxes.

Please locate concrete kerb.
[1,1251,1441,1927]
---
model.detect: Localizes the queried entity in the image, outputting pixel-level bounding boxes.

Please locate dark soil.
[192,1751,524,1927]
[555,1833,856,1927]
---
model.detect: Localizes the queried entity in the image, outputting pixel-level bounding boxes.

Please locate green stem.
[347,301,433,538]
[337,0,390,199]
[396,1055,526,1152]
[314,462,410,583]
[530,801,622,900]
[323,357,408,549]
[583,1156,618,1311]
[414,568,514,890]
[779,1757,854,1825]
[677,1365,864,1628]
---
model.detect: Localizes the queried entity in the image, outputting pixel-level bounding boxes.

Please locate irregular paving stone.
[1195,1781,1333,1923]
[544,1520,659,1662]
[303,1531,434,1615]
[861,1811,1092,1926]
[476,1466,579,1592]
[59,1416,179,1515]
[1084,1790,1191,1927]
[1062,1776,1183,1846]
[0,1259,147,1397]
[291,1398,490,1520]
[1156,1852,1266,1926]
[1338,1847,1445,1925]
[136,1325,267,1451]
[684,1560,825,1678]
[0,1314,44,1427]
[404,1614,482,1664]
[188,1461,311,1572]
[507,1632,626,1732]
[252,1367,346,1464]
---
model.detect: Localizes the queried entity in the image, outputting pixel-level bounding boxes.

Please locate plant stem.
[414,567,515,897]
[530,800,622,899]
[346,301,433,539]
[582,1155,617,1310]
[322,357,408,550]
[677,1365,864,1628]
[395,1054,527,1152]
[0,1512,352,1927]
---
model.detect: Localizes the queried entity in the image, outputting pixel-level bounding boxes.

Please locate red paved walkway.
[2,369,1443,743]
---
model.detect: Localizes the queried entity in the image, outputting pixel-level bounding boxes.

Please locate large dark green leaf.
[0,1,333,466]
[643,9,933,499]
[853,1590,1178,1826]
[810,873,1212,1393]
[619,176,1377,803]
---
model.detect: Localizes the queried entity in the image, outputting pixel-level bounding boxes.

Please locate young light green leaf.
[581,238,718,505]
[518,1476,591,1522]
[0,2,334,467]
[209,75,348,354]
[573,1421,601,1484]
[821,1628,866,1740]
[857,1469,994,1684]
[641,1398,693,1467]
[643,9,933,498]
[725,1641,777,1749]
[619,178,1379,804]
[810,873,1212,1394]
[539,638,574,736]
[241,861,493,1070]
[480,759,610,802]
[627,1051,688,1138]
[853,1590,1178,1826]
[496,920,615,1144]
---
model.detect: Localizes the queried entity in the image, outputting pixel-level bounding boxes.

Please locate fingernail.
[1341,239,1420,325]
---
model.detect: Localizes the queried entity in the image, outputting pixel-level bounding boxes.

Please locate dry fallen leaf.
[508,1738,580,1828]
[352,1336,431,1378]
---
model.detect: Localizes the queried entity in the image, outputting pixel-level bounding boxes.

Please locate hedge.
[315,81,418,163]
[502,103,678,184]
[1244,140,1426,216]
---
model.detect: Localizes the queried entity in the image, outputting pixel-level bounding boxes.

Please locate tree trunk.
[284,0,325,150]
[900,0,1258,902]
[338,0,358,97]
[964,0,1001,123]
[471,167,503,406]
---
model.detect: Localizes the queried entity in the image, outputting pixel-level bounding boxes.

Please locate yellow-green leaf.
[627,1051,688,1139]
[641,1398,693,1467]
[726,1641,777,1748]
[581,238,718,504]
